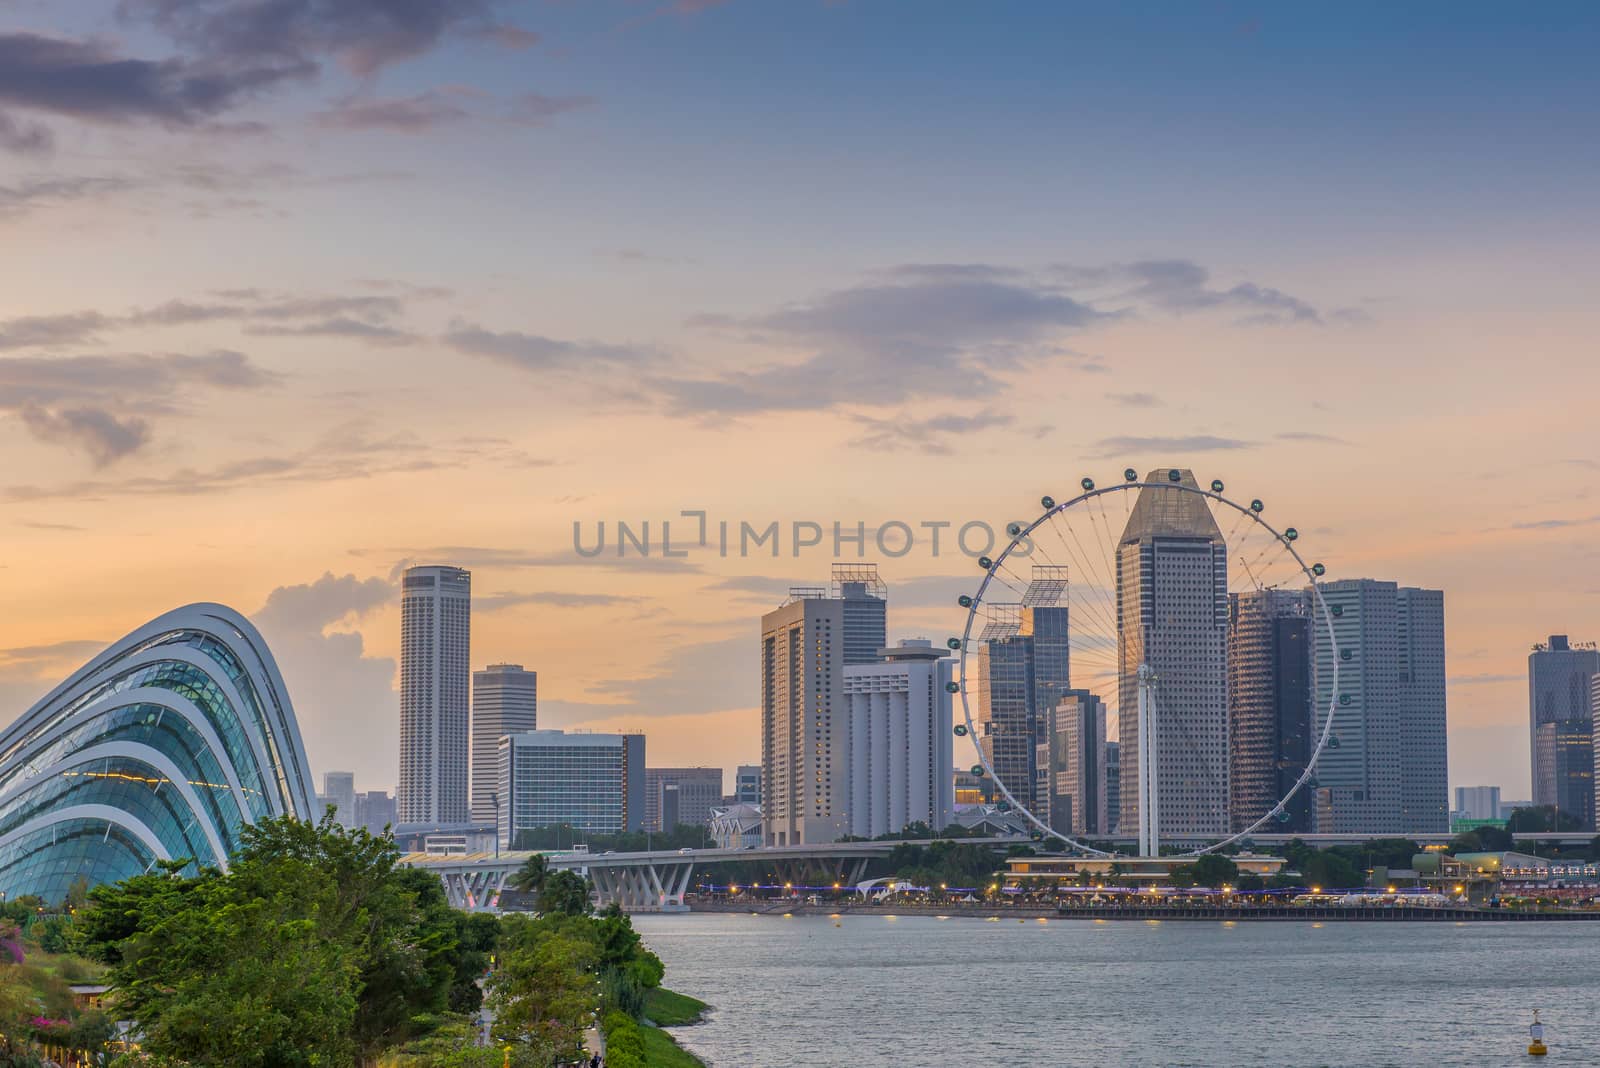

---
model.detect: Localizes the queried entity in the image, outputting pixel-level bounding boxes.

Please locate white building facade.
[399,565,472,825]
[471,663,537,824]
[496,729,645,846]
[843,640,955,839]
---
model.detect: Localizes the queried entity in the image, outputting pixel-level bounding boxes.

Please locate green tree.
[538,871,592,916]
[507,853,549,894]
[488,923,598,1063]
[1190,853,1239,888]
[1508,806,1583,833]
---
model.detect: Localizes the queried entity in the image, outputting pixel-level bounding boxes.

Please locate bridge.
[402,837,1024,912]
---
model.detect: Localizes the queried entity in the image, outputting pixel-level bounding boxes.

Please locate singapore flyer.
[951,467,1342,860]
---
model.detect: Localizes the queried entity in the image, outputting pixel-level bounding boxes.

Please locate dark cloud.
[475,24,541,51]
[246,317,417,345]
[1508,514,1600,531]
[1090,434,1255,457]
[0,349,275,409]
[849,409,1012,454]
[0,31,289,127]
[1105,391,1161,408]
[443,323,656,372]
[123,0,496,78]
[881,263,1025,282]
[19,404,152,466]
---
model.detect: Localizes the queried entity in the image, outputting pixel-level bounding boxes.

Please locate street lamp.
[489,791,500,860]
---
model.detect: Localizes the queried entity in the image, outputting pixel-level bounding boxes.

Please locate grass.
[645,986,709,1027]
[639,1023,706,1068]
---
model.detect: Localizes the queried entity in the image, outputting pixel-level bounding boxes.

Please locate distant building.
[975,566,1069,815]
[762,590,849,845]
[399,565,472,825]
[732,764,762,806]
[645,767,723,831]
[843,640,956,838]
[1534,720,1594,830]
[322,771,356,829]
[1454,786,1502,822]
[1103,742,1120,835]
[1528,635,1599,814]
[1040,690,1107,836]
[1227,589,1312,833]
[953,768,995,808]
[1314,579,1449,834]
[709,803,763,850]
[1117,471,1229,843]
[471,664,537,824]
[834,564,889,666]
[497,729,645,845]
[354,790,397,836]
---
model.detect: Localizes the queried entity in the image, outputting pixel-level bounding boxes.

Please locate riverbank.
[642,988,709,1067]
[689,900,1600,921]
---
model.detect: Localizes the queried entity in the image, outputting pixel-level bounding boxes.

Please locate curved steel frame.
[955,479,1340,858]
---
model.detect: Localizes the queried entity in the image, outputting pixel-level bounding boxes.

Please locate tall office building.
[398,565,472,825]
[497,729,645,846]
[354,789,397,836]
[1102,741,1120,835]
[1117,471,1229,842]
[1227,588,1313,833]
[1454,786,1501,822]
[733,764,762,805]
[1041,690,1107,836]
[1534,721,1594,830]
[762,591,847,845]
[975,566,1069,814]
[844,639,956,839]
[471,664,537,823]
[1530,636,1600,811]
[834,564,888,666]
[645,767,724,831]
[322,770,356,829]
[1313,579,1449,833]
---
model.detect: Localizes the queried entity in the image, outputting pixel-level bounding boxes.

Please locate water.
[633,912,1600,1067]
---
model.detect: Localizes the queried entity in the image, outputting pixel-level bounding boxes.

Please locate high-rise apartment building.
[1534,720,1594,830]
[1227,589,1313,833]
[471,664,537,823]
[497,729,645,846]
[1117,471,1229,842]
[762,591,847,845]
[354,789,397,836]
[322,770,356,829]
[843,640,956,838]
[399,565,472,825]
[1041,690,1107,836]
[1313,579,1449,833]
[1529,635,1600,811]
[645,767,724,831]
[975,567,1069,814]
[833,564,888,666]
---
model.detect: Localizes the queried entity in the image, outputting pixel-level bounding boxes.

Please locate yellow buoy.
[1528,1010,1548,1056]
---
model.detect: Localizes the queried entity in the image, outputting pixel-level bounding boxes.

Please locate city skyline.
[3,3,1599,799]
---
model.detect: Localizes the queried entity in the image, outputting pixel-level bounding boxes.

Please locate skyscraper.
[1534,721,1594,830]
[733,764,762,805]
[645,767,723,831]
[1042,690,1107,836]
[322,770,356,829]
[1117,470,1229,846]
[843,639,956,838]
[1227,588,1312,833]
[1313,579,1449,834]
[1454,785,1501,822]
[975,566,1069,814]
[471,664,537,824]
[833,563,888,666]
[762,591,847,845]
[1102,741,1120,835]
[399,565,472,825]
[497,729,645,845]
[1530,635,1600,811]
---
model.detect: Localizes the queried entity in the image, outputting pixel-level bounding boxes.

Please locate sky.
[1,1,1597,800]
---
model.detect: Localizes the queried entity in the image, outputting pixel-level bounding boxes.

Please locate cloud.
[476,590,628,612]
[507,92,594,126]
[1508,515,1600,531]
[0,312,110,350]
[246,317,417,345]
[1090,434,1255,457]
[314,90,474,133]
[252,572,399,791]
[0,175,139,217]
[552,633,753,720]
[0,111,53,155]
[1054,258,1326,326]
[19,404,152,466]
[443,323,656,372]
[849,409,1013,454]
[0,349,276,408]
[1276,431,1353,445]
[475,24,541,51]
[1448,673,1523,686]
[0,31,289,127]
[1105,391,1161,408]
[0,637,108,724]
[367,546,706,581]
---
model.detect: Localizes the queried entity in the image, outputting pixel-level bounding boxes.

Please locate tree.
[1190,853,1238,888]
[489,923,598,1063]
[538,871,592,916]
[1508,806,1583,834]
[508,853,549,894]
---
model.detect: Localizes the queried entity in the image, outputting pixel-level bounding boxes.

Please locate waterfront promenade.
[690,900,1600,921]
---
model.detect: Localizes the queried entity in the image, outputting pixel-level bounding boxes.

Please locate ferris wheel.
[948,467,1342,859]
